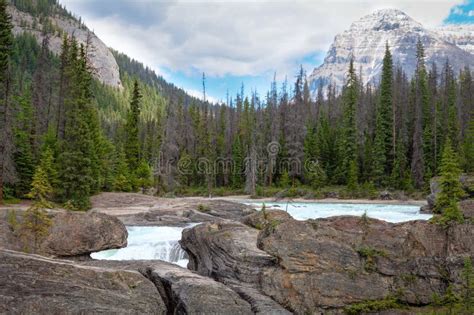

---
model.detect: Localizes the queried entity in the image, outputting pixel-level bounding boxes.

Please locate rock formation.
[0,249,166,314]
[7,4,122,89]
[0,209,127,257]
[182,210,474,314]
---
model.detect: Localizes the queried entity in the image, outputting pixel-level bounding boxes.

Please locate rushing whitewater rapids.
[91,203,430,264]
[91,225,196,267]
[249,202,432,223]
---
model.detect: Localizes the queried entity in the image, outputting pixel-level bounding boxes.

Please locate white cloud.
[452,6,464,15]
[185,88,220,104]
[60,0,462,78]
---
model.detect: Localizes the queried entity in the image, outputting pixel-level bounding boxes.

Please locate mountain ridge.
[308,8,474,95]
[8,0,208,109]
[8,2,123,89]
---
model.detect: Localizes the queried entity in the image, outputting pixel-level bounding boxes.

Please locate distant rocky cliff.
[8,4,122,89]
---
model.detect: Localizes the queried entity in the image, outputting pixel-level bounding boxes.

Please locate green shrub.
[357,246,387,272]
[344,296,401,315]
[197,204,210,213]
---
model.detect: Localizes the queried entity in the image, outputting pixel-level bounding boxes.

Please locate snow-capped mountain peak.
[351,8,422,33]
[308,9,474,95]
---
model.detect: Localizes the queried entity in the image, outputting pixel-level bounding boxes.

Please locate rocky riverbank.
[0,192,472,314]
[182,210,473,313]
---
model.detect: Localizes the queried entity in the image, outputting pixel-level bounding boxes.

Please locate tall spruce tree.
[304,124,327,188]
[444,61,459,148]
[113,145,132,192]
[372,43,393,186]
[23,163,53,253]
[13,94,35,197]
[57,42,97,210]
[125,80,142,175]
[0,0,13,204]
[463,117,474,172]
[231,135,243,188]
[410,40,428,189]
[391,135,412,190]
[435,139,464,222]
[56,35,70,139]
[340,57,359,187]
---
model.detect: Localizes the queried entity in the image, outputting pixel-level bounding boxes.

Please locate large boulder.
[42,211,127,257]
[241,209,293,229]
[0,209,127,257]
[142,262,254,314]
[181,216,473,314]
[0,249,166,314]
[181,221,277,283]
[81,260,262,314]
[181,221,291,313]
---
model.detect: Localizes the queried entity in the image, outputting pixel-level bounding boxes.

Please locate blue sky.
[445,0,474,23]
[60,0,473,103]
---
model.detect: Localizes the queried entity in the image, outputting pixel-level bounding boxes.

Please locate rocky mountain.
[7,2,122,89]
[308,9,474,94]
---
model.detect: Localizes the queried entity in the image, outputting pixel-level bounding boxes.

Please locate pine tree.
[279,170,291,188]
[216,106,227,186]
[463,117,474,172]
[306,161,327,190]
[315,110,337,183]
[22,164,53,253]
[13,95,35,197]
[125,80,142,173]
[340,57,359,187]
[347,160,359,192]
[57,42,96,210]
[372,43,393,186]
[202,104,215,196]
[435,139,464,222]
[444,61,460,149]
[56,35,70,139]
[113,146,132,192]
[26,166,53,208]
[177,151,193,187]
[411,40,428,189]
[136,159,153,191]
[38,147,58,194]
[303,124,318,183]
[31,36,52,153]
[231,135,243,188]
[390,136,412,190]
[372,106,386,185]
[0,0,13,204]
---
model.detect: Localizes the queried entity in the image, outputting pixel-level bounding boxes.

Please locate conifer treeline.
[155,41,473,196]
[0,0,473,209]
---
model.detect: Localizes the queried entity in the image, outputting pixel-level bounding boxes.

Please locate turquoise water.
[248,202,431,223]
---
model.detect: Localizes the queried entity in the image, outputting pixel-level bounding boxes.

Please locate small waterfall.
[152,241,188,262]
[91,225,195,267]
